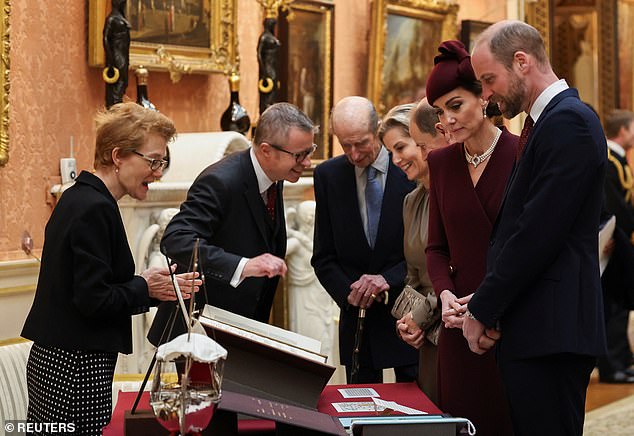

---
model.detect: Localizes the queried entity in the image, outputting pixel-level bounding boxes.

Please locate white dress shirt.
[229,148,276,287]
[529,79,569,124]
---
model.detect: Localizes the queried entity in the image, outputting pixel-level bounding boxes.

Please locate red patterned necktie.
[516,116,534,162]
[266,183,277,221]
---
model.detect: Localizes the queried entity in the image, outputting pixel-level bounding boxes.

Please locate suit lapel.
[496,88,579,223]
[240,152,272,249]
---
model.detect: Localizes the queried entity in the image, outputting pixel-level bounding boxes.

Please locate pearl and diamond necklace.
[464,127,502,168]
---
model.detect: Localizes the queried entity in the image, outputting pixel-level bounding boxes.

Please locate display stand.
[196,305,336,409]
[109,390,346,435]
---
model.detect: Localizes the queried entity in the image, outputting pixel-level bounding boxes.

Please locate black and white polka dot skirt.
[26,343,117,435]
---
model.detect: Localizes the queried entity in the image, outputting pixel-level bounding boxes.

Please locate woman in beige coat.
[378,99,449,403]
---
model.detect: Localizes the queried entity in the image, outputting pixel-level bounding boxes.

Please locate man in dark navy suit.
[464,21,607,435]
[312,96,417,384]
[599,109,634,383]
[149,103,317,346]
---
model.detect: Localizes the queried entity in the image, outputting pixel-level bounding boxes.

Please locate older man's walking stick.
[349,307,366,384]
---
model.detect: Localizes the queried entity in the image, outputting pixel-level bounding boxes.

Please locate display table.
[318,382,442,416]
[104,382,452,435]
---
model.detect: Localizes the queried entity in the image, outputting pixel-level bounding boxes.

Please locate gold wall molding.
[0,337,30,347]
[0,284,35,297]
[0,0,10,167]
[0,258,39,296]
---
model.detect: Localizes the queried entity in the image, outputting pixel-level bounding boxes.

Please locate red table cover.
[318,382,442,416]
[104,382,440,434]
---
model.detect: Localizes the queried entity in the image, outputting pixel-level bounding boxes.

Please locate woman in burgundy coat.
[425,41,517,435]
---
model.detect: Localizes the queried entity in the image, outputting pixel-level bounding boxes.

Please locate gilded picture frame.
[460,20,491,52]
[368,0,458,115]
[279,0,334,166]
[88,0,238,81]
[0,0,9,167]
[525,0,617,120]
[618,0,634,110]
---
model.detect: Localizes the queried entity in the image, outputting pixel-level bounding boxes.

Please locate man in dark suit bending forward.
[149,103,317,345]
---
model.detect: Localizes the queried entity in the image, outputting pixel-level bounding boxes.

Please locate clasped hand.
[462,316,501,355]
[396,312,424,349]
[440,290,471,329]
[143,264,202,301]
[347,274,389,308]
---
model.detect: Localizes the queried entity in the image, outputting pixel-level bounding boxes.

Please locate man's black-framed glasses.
[127,149,169,171]
[269,143,317,163]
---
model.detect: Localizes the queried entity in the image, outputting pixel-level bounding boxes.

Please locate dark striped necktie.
[266,183,277,221]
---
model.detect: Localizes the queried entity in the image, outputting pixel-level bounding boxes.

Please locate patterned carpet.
[584,394,634,435]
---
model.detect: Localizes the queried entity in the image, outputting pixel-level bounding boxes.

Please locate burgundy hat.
[425,40,477,106]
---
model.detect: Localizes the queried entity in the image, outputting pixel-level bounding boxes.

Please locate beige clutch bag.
[391,285,426,320]
[392,284,441,346]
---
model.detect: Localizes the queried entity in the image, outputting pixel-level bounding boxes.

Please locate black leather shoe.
[599,370,634,383]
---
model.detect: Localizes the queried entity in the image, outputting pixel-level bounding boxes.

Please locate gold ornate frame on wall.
[368,0,458,115]
[88,0,238,82]
[0,0,9,167]
[279,0,334,166]
[525,0,616,119]
[618,0,634,110]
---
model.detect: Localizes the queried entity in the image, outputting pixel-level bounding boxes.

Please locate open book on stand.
[197,304,336,408]
[200,305,327,363]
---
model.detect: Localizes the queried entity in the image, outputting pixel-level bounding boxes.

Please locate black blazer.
[469,88,607,361]
[22,171,151,354]
[604,149,634,237]
[312,154,418,368]
[148,149,286,345]
[602,148,634,307]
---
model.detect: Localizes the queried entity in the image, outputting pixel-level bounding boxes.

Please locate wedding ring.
[370,293,376,299]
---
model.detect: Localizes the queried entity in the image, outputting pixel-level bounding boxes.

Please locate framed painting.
[368,0,458,115]
[460,20,491,52]
[279,0,334,165]
[0,0,9,167]
[88,0,238,81]
[618,0,634,110]
[553,8,599,109]
[525,0,617,120]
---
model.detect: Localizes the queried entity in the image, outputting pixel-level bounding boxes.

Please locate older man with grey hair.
[312,96,417,384]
